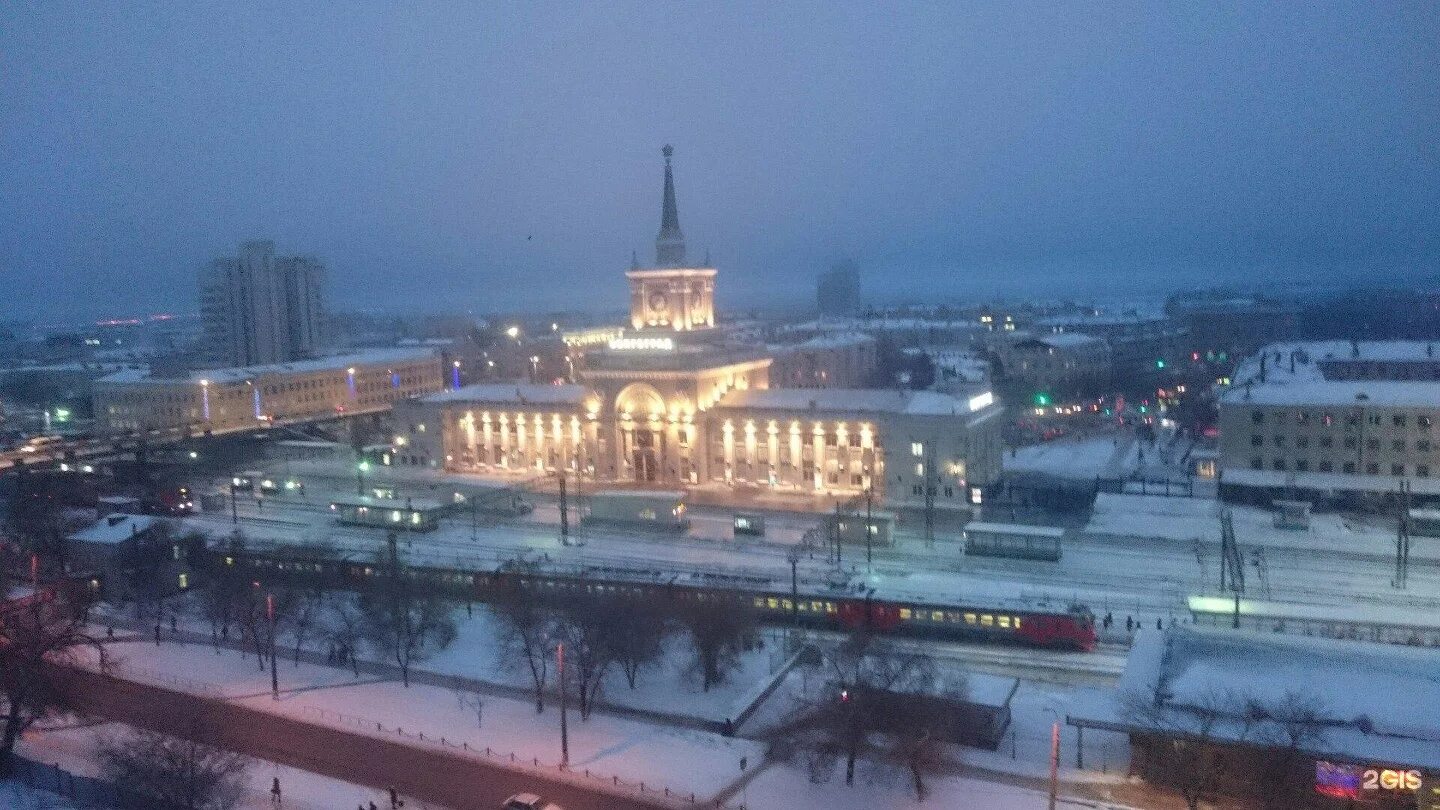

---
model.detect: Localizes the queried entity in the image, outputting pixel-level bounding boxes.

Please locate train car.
[582,490,689,531]
[328,494,446,532]
[825,512,894,547]
[220,548,1095,650]
[1187,594,1440,648]
[963,522,1064,562]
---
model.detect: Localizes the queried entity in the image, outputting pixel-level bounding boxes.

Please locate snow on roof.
[1036,312,1168,328]
[1081,626,1440,770]
[98,347,438,385]
[1220,340,1440,408]
[770,333,876,351]
[67,513,159,545]
[963,522,1065,538]
[715,388,982,416]
[1220,466,1440,496]
[421,383,589,406]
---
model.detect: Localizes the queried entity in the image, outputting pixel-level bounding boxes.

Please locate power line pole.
[923,443,937,549]
[558,470,569,545]
[1395,480,1412,589]
[557,641,569,768]
[267,592,278,700]
[865,486,874,574]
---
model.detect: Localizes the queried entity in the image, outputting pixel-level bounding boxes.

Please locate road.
[56,665,683,810]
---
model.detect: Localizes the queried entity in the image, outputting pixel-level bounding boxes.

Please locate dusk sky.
[3,2,1438,323]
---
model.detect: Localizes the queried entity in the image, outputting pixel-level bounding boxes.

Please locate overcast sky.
[3,2,1438,323]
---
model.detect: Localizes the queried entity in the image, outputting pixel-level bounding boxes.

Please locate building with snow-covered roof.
[66,513,198,599]
[93,347,443,434]
[1068,625,1440,808]
[993,331,1111,400]
[390,149,1004,510]
[1217,341,1440,506]
[1036,310,1187,380]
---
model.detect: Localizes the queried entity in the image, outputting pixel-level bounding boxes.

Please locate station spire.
[655,145,686,266]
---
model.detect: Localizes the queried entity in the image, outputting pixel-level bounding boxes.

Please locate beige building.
[768,333,878,389]
[994,332,1111,399]
[94,347,443,434]
[391,147,1004,509]
[1218,341,1440,503]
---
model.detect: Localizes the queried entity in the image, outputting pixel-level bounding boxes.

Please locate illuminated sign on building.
[608,337,675,352]
[1316,761,1425,802]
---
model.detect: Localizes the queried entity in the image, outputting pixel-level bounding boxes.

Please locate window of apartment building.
[943,486,954,498]
[1366,462,1380,475]
[1343,462,1356,474]
[1392,464,1405,476]
[1367,438,1380,451]
[1319,461,1333,472]
[1419,465,1430,477]
[1322,412,1335,426]
[1251,410,1264,425]
[1273,459,1287,471]
[1368,414,1382,426]
[1273,435,1286,448]
[1344,437,1357,449]
[1394,415,1407,427]
[1346,414,1360,427]
[912,485,923,496]
[1319,436,1333,449]
[1296,436,1309,449]
[1250,457,1263,470]
[1419,440,1431,452]
[1393,439,1406,452]
[1251,435,1263,447]
[1420,415,1433,429]
[910,442,924,457]
[1295,460,1309,472]
[1296,412,1310,425]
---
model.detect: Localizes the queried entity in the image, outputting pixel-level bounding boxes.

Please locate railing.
[7,751,190,810]
[296,704,703,806]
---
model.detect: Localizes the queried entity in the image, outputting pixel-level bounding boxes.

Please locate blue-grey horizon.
[2,3,1437,324]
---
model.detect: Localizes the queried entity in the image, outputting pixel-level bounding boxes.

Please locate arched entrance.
[614,383,666,483]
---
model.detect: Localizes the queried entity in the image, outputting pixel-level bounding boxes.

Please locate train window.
[812,601,824,612]
[931,610,944,622]
[767,598,779,609]
[947,612,960,623]
[899,608,912,620]
[965,613,977,624]
[981,614,994,627]
[825,602,836,614]
[225,556,234,566]
[753,597,765,608]
[781,599,792,611]
[998,616,1011,628]
[1013,617,1022,630]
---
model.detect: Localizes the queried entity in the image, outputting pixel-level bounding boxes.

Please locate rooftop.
[421,383,589,406]
[67,513,160,545]
[715,387,993,416]
[98,347,438,386]
[1070,625,1440,770]
[1220,340,1440,408]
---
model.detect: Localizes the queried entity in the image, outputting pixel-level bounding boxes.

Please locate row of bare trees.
[491,567,760,719]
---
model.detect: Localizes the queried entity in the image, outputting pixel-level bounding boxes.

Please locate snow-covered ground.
[0,781,79,810]
[18,719,453,810]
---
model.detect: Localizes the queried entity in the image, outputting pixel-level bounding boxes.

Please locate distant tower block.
[626,146,716,331]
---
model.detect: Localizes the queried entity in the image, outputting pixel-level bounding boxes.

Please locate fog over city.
[3,3,1438,321]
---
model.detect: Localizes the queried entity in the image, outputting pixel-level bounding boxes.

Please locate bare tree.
[1120,686,1251,810]
[780,628,957,799]
[0,554,109,775]
[324,595,367,677]
[490,572,555,712]
[600,593,669,690]
[677,597,756,692]
[197,531,250,645]
[277,586,327,665]
[96,716,248,810]
[1247,690,1328,810]
[358,534,456,687]
[552,591,631,720]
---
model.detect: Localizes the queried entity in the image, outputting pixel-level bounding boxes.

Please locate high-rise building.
[200,240,325,366]
[816,261,861,317]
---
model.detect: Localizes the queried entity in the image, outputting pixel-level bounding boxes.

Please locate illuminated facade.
[95,348,443,434]
[391,147,1004,508]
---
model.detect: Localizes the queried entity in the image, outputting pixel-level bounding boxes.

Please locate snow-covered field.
[18,719,453,810]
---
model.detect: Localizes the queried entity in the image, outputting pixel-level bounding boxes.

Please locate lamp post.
[864,486,874,574]
[230,475,239,524]
[786,545,801,648]
[557,641,569,767]
[267,592,278,699]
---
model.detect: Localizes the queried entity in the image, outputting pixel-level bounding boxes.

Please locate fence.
[296,704,705,807]
[7,751,189,810]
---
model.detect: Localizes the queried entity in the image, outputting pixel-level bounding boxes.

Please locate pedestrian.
[270,776,281,808]
[106,625,114,639]
[1156,617,1163,631]
[1125,616,1133,632]
[171,615,178,633]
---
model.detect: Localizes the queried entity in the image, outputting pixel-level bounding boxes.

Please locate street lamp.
[786,545,802,648]
[357,460,370,496]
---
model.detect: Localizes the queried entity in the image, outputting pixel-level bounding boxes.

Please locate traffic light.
[1033,392,1052,407]
[1155,359,1166,369]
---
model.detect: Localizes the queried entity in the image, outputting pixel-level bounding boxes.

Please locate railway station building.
[393,147,1004,509]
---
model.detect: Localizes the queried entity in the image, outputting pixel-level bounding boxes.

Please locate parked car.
[502,793,564,810]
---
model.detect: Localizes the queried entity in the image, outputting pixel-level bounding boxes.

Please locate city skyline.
[4,4,1439,323]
